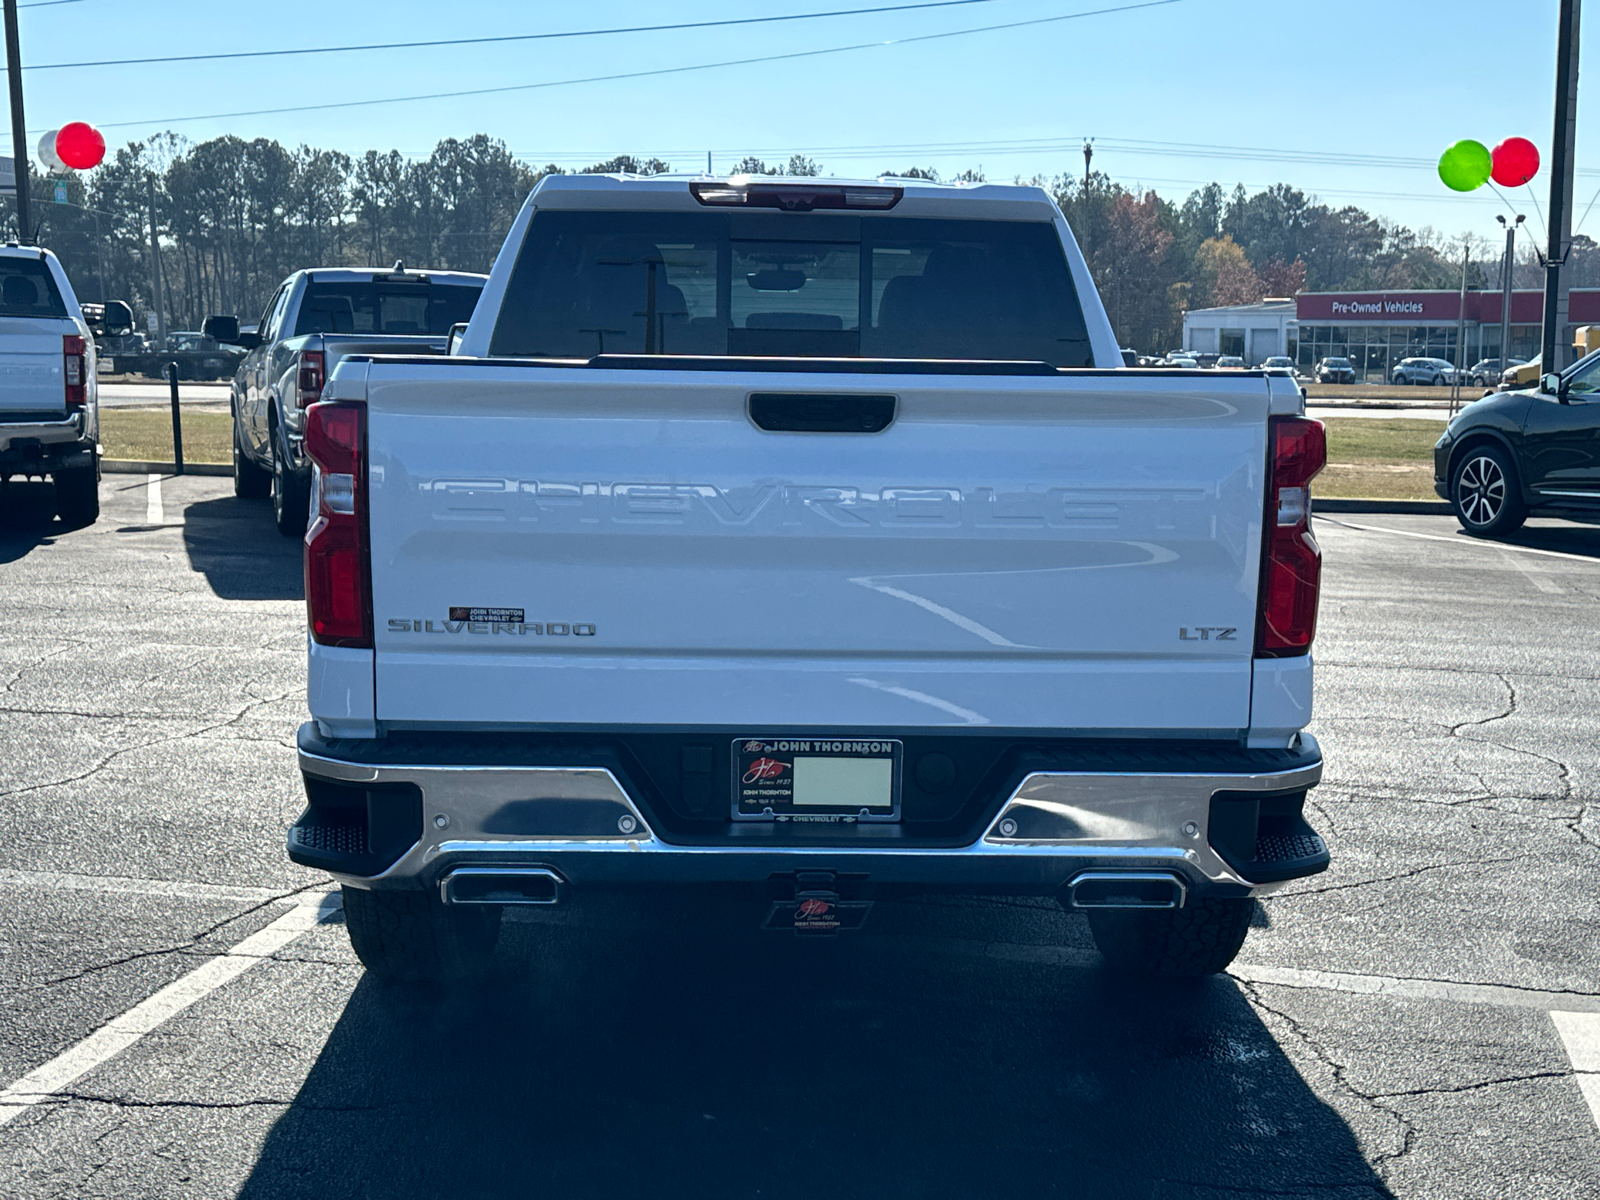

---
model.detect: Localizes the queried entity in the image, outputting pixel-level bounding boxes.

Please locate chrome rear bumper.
[293,728,1324,899]
[0,414,85,453]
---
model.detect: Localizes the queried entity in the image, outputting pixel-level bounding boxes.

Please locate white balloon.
[37,129,66,174]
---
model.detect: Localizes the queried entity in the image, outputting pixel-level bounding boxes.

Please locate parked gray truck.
[205,264,486,533]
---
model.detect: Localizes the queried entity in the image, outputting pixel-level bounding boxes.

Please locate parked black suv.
[1434,354,1600,536]
[1316,356,1356,384]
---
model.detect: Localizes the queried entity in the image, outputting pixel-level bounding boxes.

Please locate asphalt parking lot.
[0,474,1596,1198]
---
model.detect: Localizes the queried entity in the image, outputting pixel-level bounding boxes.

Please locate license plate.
[732,737,902,822]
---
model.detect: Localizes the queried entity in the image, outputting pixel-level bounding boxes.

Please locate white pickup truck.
[287,174,1330,983]
[0,245,99,525]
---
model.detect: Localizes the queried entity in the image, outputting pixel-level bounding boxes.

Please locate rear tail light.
[303,401,371,648]
[296,350,326,409]
[63,335,87,408]
[1256,416,1326,656]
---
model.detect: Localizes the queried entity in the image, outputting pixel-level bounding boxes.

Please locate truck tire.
[341,886,502,984]
[1087,897,1254,977]
[233,421,269,499]
[270,426,308,536]
[54,459,100,527]
[1451,444,1527,538]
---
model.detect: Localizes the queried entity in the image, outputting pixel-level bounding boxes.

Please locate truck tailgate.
[0,320,68,414]
[364,364,1272,733]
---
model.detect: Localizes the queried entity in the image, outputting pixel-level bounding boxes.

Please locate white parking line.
[145,474,163,525]
[1551,1012,1600,1129]
[0,892,339,1129]
[1501,548,1566,594]
[1315,515,1600,565]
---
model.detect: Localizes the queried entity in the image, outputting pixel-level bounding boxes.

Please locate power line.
[17,0,85,7]
[28,0,1016,71]
[90,0,1184,130]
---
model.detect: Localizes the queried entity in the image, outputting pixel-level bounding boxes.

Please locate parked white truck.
[0,245,100,525]
[287,175,1330,983]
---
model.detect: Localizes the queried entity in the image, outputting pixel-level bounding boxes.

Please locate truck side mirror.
[447,322,468,356]
[1540,372,1567,401]
[203,314,240,344]
[103,300,133,336]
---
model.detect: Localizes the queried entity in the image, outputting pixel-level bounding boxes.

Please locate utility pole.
[1542,0,1581,375]
[145,173,166,350]
[3,0,30,241]
[1081,140,1094,263]
[1497,213,1524,374]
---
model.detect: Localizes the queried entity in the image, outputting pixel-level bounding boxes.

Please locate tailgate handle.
[748,392,896,434]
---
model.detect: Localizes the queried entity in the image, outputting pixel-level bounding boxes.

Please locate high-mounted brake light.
[296,349,325,409]
[303,401,371,648]
[689,180,902,212]
[1256,416,1326,656]
[63,334,86,408]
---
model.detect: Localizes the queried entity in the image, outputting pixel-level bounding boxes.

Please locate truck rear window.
[488,211,1093,366]
[0,257,69,319]
[294,281,482,336]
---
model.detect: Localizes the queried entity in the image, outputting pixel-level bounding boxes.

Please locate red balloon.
[55,122,105,170]
[1491,137,1540,188]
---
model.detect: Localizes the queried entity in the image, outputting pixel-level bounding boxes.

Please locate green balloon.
[1438,139,1492,192]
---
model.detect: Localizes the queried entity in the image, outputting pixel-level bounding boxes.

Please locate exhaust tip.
[1065,871,1186,910]
[441,867,564,906]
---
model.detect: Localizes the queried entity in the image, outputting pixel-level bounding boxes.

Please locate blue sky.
[4,0,1590,247]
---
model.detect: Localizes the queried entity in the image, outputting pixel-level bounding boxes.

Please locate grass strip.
[1315,417,1440,501]
[100,410,231,465]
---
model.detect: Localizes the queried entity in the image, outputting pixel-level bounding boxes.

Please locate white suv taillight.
[1256,416,1326,656]
[296,350,325,409]
[303,401,370,647]
[63,334,87,408]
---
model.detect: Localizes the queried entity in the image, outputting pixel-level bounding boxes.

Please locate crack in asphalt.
[1315,660,1600,683]
[1370,1071,1581,1100]
[1269,852,1535,900]
[23,881,328,991]
[1233,966,1600,1003]
[0,689,297,802]
[0,641,88,698]
[1239,980,1415,1183]
[1445,673,1517,736]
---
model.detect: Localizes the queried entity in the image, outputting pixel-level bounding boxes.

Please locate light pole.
[3,0,30,240]
[1496,214,1525,378]
[1081,140,1093,263]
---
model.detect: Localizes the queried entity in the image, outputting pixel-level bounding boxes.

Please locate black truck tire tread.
[1087,897,1254,977]
[271,429,309,536]
[54,462,100,527]
[341,886,501,983]
[234,422,270,499]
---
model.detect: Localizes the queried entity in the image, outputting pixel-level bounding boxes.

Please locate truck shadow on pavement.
[236,897,1392,1199]
[1504,519,1600,559]
[0,480,72,561]
[180,496,303,601]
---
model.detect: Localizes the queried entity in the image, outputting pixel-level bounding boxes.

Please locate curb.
[1314,499,1453,515]
[103,460,230,477]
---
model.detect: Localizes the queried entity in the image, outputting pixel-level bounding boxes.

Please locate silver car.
[1391,357,1458,386]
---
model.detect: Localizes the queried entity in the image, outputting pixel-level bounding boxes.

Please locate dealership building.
[1183,289,1600,379]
